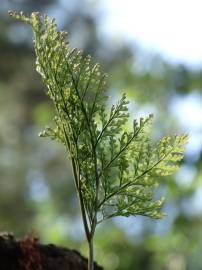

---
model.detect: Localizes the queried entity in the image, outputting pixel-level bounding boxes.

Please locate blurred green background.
[1,1,202,269]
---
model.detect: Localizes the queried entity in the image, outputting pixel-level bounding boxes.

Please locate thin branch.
[98,126,142,180]
[97,145,175,210]
[95,102,123,148]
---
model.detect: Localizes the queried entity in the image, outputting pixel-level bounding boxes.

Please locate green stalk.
[88,237,94,270]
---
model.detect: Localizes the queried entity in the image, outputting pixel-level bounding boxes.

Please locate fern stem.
[88,237,94,270]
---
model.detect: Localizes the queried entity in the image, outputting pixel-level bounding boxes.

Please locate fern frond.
[10,11,188,230]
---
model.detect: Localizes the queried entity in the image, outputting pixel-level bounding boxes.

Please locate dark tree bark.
[0,233,103,270]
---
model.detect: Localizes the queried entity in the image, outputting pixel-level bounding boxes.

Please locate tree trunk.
[0,233,103,270]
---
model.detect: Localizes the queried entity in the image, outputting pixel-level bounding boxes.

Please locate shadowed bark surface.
[0,233,103,270]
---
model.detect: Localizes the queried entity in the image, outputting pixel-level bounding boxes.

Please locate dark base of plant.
[0,233,103,270]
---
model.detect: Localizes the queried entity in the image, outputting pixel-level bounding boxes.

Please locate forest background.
[1,1,202,269]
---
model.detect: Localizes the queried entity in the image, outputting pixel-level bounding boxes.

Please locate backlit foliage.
[10,9,188,240]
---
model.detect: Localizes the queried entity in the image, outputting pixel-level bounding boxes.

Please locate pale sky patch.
[99,0,202,67]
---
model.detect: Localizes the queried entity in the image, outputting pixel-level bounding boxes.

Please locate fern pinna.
[10,11,188,270]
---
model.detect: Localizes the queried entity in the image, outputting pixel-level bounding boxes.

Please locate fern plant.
[10,11,188,270]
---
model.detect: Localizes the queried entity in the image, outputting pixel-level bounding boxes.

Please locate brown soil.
[0,233,103,270]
